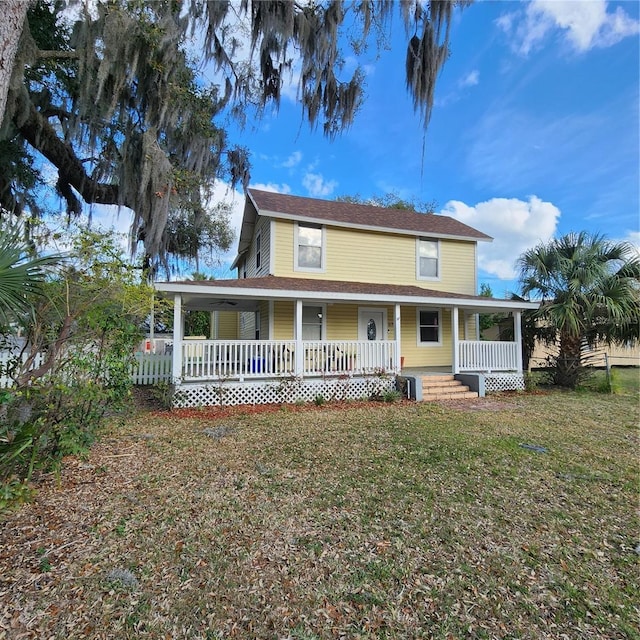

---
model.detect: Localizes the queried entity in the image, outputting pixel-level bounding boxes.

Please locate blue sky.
[98,0,640,297]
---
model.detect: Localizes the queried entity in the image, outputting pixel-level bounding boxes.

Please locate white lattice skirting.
[484,373,525,392]
[172,375,396,408]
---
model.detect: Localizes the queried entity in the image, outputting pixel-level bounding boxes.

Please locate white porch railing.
[181,339,397,381]
[183,340,296,380]
[458,340,519,372]
[301,340,397,376]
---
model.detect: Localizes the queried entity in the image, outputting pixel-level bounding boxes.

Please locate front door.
[358,308,386,341]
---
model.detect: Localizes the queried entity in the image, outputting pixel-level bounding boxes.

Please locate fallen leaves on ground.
[1,390,638,639]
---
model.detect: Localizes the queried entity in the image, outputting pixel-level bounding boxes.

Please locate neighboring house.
[529,339,640,369]
[156,189,538,407]
[483,318,640,370]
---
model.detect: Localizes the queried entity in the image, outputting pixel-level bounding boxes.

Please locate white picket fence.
[0,350,172,388]
[131,353,173,385]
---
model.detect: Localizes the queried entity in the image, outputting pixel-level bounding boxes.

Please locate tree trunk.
[555,332,583,388]
[0,0,29,128]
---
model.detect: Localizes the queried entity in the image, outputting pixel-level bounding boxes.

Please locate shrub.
[382,389,402,403]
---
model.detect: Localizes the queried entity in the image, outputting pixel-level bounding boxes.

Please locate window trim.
[416,237,440,281]
[255,310,261,340]
[301,303,326,340]
[294,222,326,273]
[416,307,442,346]
[255,231,262,270]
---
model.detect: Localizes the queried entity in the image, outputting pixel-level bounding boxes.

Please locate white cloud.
[250,182,291,195]
[619,230,640,255]
[302,172,338,197]
[459,69,480,88]
[499,0,639,55]
[441,196,561,280]
[280,151,303,168]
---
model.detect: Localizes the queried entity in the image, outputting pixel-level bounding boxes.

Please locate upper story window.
[417,238,439,280]
[417,309,441,345]
[255,231,262,270]
[295,223,324,271]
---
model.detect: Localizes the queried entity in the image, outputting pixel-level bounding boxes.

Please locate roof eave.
[255,209,492,243]
[155,281,538,311]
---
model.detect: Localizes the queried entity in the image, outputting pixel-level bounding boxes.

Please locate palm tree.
[0,225,60,328]
[518,232,640,388]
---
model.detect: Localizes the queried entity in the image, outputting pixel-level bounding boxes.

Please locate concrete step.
[422,390,479,401]
[421,379,464,389]
[421,375,478,401]
[421,374,455,383]
[423,384,471,394]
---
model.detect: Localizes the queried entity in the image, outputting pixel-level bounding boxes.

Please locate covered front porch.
[156,276,537,407]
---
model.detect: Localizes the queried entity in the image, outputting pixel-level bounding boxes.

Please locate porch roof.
[155,276,538,313]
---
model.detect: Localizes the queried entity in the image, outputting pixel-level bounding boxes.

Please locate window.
[302,305,323,340]
[418,309,441,344]
[255,310,261,340]
[417,238,439,279]
[255,231,262,270]
[296,223,323,270]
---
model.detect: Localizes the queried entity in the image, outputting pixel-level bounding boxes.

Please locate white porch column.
[452,306,460,374]
[294,299,304,376]
[394,303,401,371]
[514,310,523,373]
[172,293,183,383]
[210,311,216,339]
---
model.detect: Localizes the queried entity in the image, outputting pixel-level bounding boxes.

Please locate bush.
[382,389,402,403]
[524,371,542,391]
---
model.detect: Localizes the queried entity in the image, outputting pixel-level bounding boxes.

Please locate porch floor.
[401,367,454,375]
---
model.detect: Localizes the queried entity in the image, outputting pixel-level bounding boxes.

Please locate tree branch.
[36,49,78,60]
[14,88,128,211]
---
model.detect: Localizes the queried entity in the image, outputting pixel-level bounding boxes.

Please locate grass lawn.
[1,379,638,639]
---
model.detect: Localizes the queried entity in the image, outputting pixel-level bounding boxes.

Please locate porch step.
[421,375,478,401]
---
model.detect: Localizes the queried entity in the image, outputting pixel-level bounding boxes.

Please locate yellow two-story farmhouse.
[156,189,538,407]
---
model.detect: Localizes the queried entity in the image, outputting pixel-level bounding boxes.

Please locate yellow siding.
[463,312,478,340]
[216,311,238,339]
[399,307,454,368]
[273,219,294,275]
[272,301,294,339]
[270,303,401,341]
[326,304,358,340]
[272,219,477,294]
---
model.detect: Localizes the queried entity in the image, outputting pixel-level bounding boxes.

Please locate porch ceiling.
[156,276,538,314]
